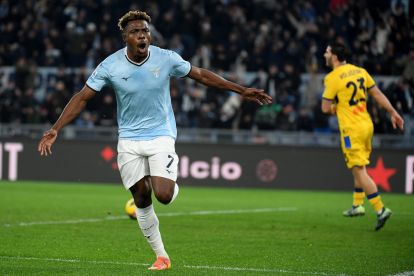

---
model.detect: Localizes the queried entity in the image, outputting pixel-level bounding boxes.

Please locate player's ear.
[148,31,152,44]
[121,31,127,42]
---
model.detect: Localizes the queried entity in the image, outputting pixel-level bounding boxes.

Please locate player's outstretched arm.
[368,86,404,130]
[38,86,96,156]
[187,66,272,105]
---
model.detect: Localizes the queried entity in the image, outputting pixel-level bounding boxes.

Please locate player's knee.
[151,178,175,204]
[351,165,364,177]
[130,180,151,196]
[154,184,175,204]
[155,191,173,205]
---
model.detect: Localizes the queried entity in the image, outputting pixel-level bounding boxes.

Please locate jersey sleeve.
[322,75,337,100]
[168,50,191,78]
[364,69,376,89]
[86,62,109,92]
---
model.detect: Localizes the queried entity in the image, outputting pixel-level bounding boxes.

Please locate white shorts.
[117,136,179,190]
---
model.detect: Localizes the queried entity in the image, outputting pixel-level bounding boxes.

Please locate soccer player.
[321,42,404,231]
[38,10,272,270]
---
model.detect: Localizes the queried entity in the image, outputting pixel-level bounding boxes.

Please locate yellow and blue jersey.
[322,64,376,168]
[322,63,375,133]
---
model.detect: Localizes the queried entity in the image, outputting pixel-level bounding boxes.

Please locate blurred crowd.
[0,0,413,134]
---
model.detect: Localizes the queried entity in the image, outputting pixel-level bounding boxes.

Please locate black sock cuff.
[367,192,379,199]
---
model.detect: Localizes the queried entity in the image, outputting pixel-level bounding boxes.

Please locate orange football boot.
[148,256,171,271]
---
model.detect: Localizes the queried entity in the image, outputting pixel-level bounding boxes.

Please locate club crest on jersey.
[150,67,161,78]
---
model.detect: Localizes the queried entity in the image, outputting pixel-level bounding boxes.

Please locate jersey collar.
[124,47,150,66]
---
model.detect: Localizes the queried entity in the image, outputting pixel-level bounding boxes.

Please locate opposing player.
[38,10,272,270]
[321,42,404,230]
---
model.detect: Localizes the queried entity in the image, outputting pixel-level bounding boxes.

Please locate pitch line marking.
[388,272,414,276]
[183,264,338,275]
[0,255,148,267]
[2,207,297,227]
[0,255,342,275]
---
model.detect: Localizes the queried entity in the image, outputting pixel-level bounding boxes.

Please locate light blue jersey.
[86,45,191,140]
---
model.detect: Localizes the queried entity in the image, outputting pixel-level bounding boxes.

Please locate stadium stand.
[0,0,413,135]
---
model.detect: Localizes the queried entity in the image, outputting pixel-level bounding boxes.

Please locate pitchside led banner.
[0,139,413,194]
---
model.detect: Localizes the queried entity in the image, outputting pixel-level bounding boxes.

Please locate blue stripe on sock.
[367,192,379,199]
[354,188,364,193]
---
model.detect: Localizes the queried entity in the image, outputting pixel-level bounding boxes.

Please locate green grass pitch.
[0,180,413,275]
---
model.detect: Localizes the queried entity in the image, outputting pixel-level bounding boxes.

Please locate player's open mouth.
[138,43,147,50]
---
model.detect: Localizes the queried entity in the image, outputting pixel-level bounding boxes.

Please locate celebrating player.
[38,10,272,270]
[321,42,404,230]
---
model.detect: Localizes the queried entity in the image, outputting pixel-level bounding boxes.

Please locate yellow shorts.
[340,125,373,169]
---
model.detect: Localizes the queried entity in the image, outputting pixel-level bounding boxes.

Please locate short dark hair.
[329,42,349,62]
[118,11,151,32]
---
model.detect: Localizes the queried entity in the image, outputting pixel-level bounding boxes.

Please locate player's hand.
[241,88,272,105]
[38,129,58,156]
[390,111,404,130]
[330,104,337,114]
